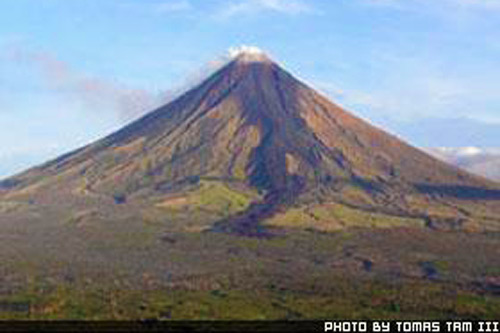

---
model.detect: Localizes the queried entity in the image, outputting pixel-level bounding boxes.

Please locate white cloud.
[361,0,403,9]
[216,0,316,19]
[450,0,500,9]
[118,1,193,16]
[229,45,263,56]
[360,0,500,11]
[155,0,193,13]
[257,0,314,14]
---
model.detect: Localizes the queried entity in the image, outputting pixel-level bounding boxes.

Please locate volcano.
[2,49,500,234]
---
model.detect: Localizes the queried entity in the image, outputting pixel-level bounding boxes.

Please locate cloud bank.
[1,45,260,123]
[5,47,162,122]
[216,0,316,19]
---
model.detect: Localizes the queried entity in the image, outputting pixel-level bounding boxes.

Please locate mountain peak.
[228,45,272,63]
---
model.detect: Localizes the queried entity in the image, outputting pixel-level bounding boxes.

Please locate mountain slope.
[2,51,500,233]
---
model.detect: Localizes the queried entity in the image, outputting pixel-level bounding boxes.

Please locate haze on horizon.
[0,0,499,178]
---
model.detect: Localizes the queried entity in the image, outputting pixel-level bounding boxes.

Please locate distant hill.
[425,147,500,182]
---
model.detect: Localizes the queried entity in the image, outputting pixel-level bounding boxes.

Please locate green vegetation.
[189,181,254,214]
[0,225,499,320]
[2,274,500,320]
[265,202,425,231]
[157,180,257,217]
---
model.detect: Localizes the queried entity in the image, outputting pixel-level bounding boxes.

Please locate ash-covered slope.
[2,50,500,232]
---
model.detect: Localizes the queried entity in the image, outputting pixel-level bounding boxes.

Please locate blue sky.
[1,0,499,177]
